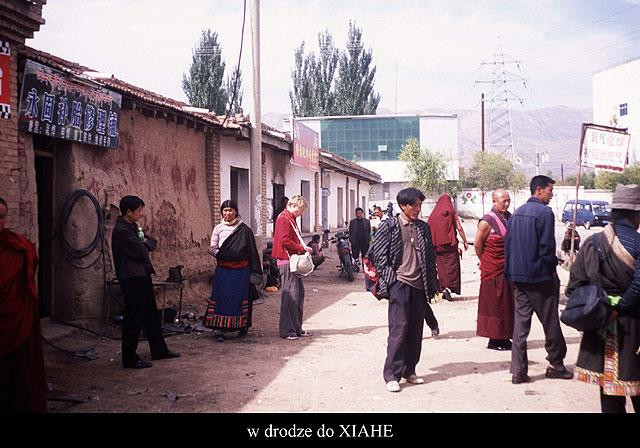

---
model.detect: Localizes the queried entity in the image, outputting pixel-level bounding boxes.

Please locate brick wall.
[0,41,20,229]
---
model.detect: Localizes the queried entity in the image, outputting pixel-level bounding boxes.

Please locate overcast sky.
[28,0,640,116]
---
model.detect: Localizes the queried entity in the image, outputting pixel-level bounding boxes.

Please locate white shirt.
[209,219,242,256]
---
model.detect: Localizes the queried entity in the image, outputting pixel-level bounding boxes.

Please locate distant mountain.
[264,106,593,179]
[455,106,592,179]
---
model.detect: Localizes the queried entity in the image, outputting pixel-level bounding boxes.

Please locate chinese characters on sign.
[292,121,320,171]
[18,59,122,149]
[581,125,631,173]
[0,41,10,119]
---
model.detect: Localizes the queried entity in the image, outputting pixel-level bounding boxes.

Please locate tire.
[341,254,354,281]
[583,220,591,230]
[346,263,354,282]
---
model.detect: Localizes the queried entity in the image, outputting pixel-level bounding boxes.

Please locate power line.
[521,3,640,58]
[222,0,247,126]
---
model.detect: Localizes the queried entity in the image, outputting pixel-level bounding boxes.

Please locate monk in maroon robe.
[474,189,515,351]
[428,194,468,300]
[0,198,47,412]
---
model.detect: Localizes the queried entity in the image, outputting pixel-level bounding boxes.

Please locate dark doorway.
[34,139,55,317]
[272,183,285,233]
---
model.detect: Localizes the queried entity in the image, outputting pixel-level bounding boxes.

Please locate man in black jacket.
[349,207,372,264]
[112,195,180,369]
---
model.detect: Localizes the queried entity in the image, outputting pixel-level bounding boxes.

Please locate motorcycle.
[330,230,358,282]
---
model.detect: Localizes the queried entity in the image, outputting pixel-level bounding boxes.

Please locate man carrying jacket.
[112,195,180,369]
[505,175,572,384]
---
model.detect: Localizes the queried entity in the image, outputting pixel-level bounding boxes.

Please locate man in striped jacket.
[372,188,440,392]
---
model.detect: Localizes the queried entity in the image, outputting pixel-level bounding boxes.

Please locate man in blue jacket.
[505,175,572,384]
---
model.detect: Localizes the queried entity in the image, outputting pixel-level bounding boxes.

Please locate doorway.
[230,166,249,221]
[34,137,55,317]
[300,180,311,233]
[337,187,344,228]
[272,183,285,233]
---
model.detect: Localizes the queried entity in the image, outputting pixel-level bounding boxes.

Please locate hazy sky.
[28,0,640,115]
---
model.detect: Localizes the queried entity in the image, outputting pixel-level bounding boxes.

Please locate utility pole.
[250,0,263,252]
[561,163,564,182]
[535,146,540,176]
[481,93,485,152]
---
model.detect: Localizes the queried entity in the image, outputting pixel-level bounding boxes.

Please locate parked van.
[561,199,610,229]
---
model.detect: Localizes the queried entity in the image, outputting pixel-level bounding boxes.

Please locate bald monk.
[474,189,515,351]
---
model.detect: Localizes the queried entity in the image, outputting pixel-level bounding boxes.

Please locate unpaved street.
[44,222,612,413]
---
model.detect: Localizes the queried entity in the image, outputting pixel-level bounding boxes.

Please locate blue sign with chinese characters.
[18,59,121,149]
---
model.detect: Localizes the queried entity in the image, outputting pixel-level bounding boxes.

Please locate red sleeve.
[274,214,305,257]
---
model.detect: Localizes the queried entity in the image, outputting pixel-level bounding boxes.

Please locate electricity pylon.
[475,38,526,162]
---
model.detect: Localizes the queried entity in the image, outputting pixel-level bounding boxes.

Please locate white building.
[295,114,459,202]
[593,58,640,163]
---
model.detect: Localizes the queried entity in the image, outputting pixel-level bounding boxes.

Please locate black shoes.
[431,328,440,338]
[545,366,573,379]
[487,339,512,351]
[511,374,530,384]
[123,359,153,369]
[151,350,181,361]
[442,288,453,302]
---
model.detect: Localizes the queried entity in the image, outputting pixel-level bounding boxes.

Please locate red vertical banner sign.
[0,41,10,119]
[292,121,320,171]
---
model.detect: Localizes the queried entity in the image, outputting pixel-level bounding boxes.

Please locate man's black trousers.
[384,281,426,382]
[120,275,168,366]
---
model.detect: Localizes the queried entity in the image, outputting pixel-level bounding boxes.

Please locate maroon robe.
[476,211,515,339]
[0,229,47,413]
[428,194,461,294]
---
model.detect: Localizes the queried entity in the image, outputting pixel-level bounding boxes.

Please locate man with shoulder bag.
[372,188,439,392]
[566,184,640,413]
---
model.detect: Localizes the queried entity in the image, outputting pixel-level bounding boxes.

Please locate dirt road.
[44,222,612,413]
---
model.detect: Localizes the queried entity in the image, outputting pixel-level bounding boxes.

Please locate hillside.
[264,106,593,179]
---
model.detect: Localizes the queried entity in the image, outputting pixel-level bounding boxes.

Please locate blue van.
[561,199,610,229]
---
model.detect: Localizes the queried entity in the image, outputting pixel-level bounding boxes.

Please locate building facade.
[593,58,640,164]
[295,114,459,202]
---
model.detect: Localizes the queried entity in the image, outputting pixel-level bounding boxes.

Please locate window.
[620,103,628,116]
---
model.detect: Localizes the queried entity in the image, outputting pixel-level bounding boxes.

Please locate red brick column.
[205,131,221,227]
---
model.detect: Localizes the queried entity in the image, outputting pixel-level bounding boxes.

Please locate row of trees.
[182,29,243,115]
[399,139,528,196]
[289,22,380,117]
[182,22,381,118]
[560,164,640,190]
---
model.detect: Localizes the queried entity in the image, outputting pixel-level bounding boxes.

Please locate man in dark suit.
[349,207,371,263]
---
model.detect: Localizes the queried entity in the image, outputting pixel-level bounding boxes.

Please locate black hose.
[43,189,110,355]
[60,189,105,269]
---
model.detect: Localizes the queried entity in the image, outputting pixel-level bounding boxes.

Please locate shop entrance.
[34,135,55,317]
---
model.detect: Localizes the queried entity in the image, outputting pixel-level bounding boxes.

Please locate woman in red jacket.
[272,195,313,340]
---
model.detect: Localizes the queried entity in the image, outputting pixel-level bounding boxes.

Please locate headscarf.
[427,194,458,247]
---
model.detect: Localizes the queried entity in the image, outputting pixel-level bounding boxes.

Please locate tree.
[334,22,380,115]
[398,139,448,194]
[594,163,640,190]
[313,30,339,115]
[289,41,317,117]
[461,152,527,192]
[182,29,242,115]
[225,66,243,115]
[289,23,380,117]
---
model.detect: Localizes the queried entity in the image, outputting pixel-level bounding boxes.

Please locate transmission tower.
[475,39,526,162]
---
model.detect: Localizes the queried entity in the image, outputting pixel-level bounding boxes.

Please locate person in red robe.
[474,189,515,351]
[427,193,468,300]
[0,197,47,412]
